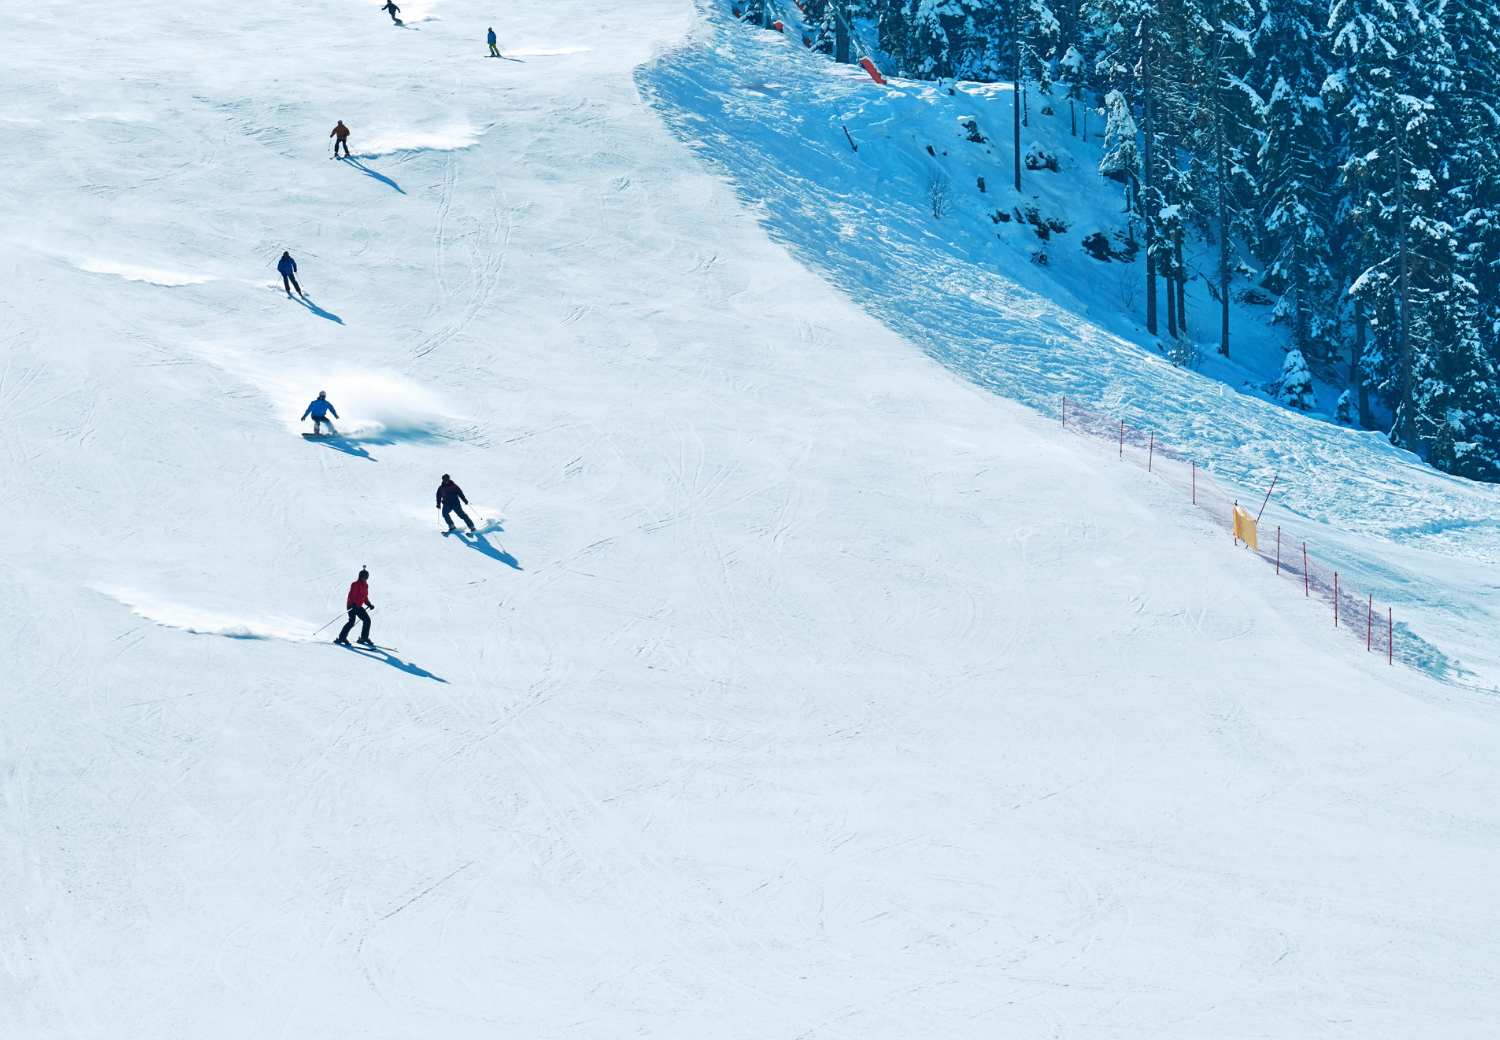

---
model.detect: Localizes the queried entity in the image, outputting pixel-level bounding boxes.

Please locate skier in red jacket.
[335,568,375,646]
[330,120,351,159]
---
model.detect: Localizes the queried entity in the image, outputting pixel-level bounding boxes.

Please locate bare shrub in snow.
[928,173,950,219]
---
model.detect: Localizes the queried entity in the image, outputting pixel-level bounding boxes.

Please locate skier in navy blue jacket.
[277,251,303,297]
[488,27,501,57]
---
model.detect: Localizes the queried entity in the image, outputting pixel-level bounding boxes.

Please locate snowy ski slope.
[3,0,1499,1036]
[642,11,1500,689]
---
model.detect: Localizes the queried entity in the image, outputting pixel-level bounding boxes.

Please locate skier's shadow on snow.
[345,645,447,683]
[342,157,406,195]
[304,432,374,461]
[290,294,344,324]
[447,523,522,570]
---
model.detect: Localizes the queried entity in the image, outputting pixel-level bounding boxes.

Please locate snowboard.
[302,431,337,439]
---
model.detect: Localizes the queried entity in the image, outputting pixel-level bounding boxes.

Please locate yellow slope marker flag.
[1233,504,1259,552]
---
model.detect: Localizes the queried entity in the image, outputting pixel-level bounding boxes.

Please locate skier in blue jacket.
[277,251,303,297]
[301,391,339,435]
[488,27,501,57]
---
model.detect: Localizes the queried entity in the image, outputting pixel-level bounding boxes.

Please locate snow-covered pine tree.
[1084,0,1170,334]
[1252,0,1337,366]
[903,0,1006,80]
[1326,0,1456,453]
[1000,0,1060,190]
[1184,0,1260,356]
[1099,88,1142,211]
[1276,347,1315,410]
[1410,243,1500,479]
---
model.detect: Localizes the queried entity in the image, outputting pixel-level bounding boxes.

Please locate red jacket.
[331,123,350,141]
[346,580,371,608]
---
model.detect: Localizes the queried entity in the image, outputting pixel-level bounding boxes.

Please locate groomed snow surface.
[3,0,1498,1036]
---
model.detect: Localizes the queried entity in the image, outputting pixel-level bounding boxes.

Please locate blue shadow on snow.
[340,643,447,682]
[289,294,344,324]
[303,431,375,461]
[342,157,406,195]
[446,522,522,570]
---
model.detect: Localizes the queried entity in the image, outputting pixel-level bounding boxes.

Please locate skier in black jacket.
[436,474,477,533]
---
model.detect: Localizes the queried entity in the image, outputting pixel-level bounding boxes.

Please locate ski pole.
[312,611,346,637]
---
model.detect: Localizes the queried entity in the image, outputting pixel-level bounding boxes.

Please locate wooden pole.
[1255,471,1279,523]
[1334,572,1339,627]
[1388,608,1393,665]
[1119,420,1124,459]
[1061,395,1066,427]
[1191,461,1196,504]
[1148,431,1155,473]
[1302,543,1309,596]
[1366,594,1373,651]
[1275,526,1281,575]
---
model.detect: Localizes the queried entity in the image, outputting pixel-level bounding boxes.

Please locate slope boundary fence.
[1059,396,1451,675]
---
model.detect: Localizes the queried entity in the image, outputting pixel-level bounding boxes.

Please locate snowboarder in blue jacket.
[301,391,339,435]
[488,28,501,57]
[278,251,303,297]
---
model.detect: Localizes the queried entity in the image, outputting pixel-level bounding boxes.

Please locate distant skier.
[300,391,339,435]
[487,27,501,57]
[381,1,401,24]
[335,568,375,646]
[330,120,351,159]
[278,251,303,296]
[436,474,477,533]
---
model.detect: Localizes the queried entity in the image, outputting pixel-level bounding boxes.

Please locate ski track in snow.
[2,0,1500,1037]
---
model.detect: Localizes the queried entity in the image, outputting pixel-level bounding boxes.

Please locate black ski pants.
[442,500,475,531]
[338,606,371,643]
[282,272,302,295]
[333,137,351,158]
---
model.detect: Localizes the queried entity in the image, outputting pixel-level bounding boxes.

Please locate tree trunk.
[1176,231,1188,335]
[1069,97,1077,137]
[1352,299,1372,427]
[1393,120,1415,448]
[1012,1,1024,192]
[833,10,850,64]
[1214,53,1231,357]
[1141,32,1158,336]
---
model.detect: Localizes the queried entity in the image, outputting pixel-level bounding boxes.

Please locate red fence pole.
[1148,431,1155,473]
[1334,572,1339,626]
[1388,608,1393,665]
[1302,543,1309,596]
[1276,527,1281,575]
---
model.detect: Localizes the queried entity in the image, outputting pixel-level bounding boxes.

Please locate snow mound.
[508,45,592,56]
[358,124,482,157]
[99,587,315,641]
[76,258,214,286]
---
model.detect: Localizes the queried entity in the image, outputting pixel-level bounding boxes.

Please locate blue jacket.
[302,398,337,420]
[278,254,297,275]
[487,29,496,44]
